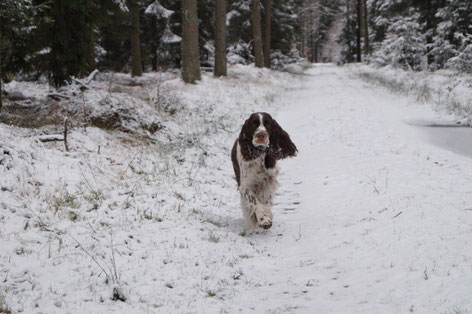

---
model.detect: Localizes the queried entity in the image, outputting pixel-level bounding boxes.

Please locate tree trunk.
[129,0,142,77]
[182,0,201,83]
[263,0,271,68]
[88,24,95,73]
[0,30,3,112]
[425,0,433,65]
[214,0,227,77]
[356,0,362,62]
[252,0,263,68]
[150,16,158,71]
[361,0,369,55]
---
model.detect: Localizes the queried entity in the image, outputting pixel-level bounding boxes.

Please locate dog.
[231,112,297,230]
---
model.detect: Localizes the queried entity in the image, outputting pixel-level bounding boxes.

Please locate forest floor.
[1,64,472,313]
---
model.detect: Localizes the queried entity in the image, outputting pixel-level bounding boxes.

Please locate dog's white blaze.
[252,113,269,147]
[256,113,266,133]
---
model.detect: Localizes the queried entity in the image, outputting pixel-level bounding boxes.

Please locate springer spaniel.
[231,112,297,230]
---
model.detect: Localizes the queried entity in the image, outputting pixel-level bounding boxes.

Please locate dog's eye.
[253,120,259,126]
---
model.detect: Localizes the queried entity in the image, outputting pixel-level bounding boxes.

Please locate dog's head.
[238,112,297,160]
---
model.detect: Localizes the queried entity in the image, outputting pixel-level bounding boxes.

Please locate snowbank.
[354,64,472,125]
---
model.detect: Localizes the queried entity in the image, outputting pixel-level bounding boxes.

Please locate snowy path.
[233,64,472,313]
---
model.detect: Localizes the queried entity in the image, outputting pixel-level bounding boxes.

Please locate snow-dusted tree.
[0,0,34,109]
[181,0,201,83]
[372,14,425,70]
[225,0,301,67]
[447,36,472,73]
[144,0,176,71]
[336,0,358,63]
[431,0,472,72]
[32,0,94,86]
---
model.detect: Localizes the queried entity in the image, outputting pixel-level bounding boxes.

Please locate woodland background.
[1,0,471,90]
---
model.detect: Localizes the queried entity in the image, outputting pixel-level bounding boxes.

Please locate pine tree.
[0,0,34,109]
[373,14,426,70]
[34,0,93,86]
[144,0,175,71]
[337,0,357,64]
[432,0,472,71]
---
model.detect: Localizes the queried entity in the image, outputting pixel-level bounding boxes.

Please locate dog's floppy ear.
[238,118,250,142]
[238,116,261,161]
[269,118,297,160]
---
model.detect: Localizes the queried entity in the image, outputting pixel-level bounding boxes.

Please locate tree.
[361,0,369,55]
[356,0,361,61]
[263,0,272,68]
[144,0,175,71]
[372,15,426,70]
[252,0,264,68]
[181,0,201,83]
[128,0,143,77]
[33,0,93,86]
[214,0,227,76]
[0,0,34,108]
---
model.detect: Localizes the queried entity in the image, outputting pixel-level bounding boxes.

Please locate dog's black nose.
[255,132,267,140]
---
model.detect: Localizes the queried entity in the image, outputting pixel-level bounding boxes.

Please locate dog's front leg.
[240,187,272,230]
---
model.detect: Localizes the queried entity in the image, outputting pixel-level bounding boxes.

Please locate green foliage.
[35,0,93,86]
[0,0,35,81]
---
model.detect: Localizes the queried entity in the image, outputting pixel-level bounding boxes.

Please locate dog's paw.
[259,216,272,229]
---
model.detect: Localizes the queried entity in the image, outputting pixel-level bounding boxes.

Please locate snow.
[161,25,181,44]
[356,64,472,124]
[144,0,173,19]
[2,64,472,313]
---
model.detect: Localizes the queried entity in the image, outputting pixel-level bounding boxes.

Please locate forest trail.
[233,64,472,313]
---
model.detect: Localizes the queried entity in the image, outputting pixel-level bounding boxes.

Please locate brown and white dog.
[231,112,297,230]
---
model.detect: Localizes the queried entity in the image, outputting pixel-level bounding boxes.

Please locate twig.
[108,73,115,94]
[79,165,98,196]
[82,91,87,133]
[393,211,403,218]
[120,149,142,179]
[72,77,89,91]
[110,228,119,283]
[64,117,69,152]
[293,225,302,241]
[69,234,112,282]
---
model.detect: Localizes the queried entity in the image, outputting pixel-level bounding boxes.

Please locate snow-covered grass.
[3,62,472,313]
[354,64,472,125]
[0,65,301,313]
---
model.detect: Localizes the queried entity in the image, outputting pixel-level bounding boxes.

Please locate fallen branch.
[38,135,64,143]
[47,93,70,100]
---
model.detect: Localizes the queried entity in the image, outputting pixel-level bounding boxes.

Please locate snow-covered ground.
[356,64,472,125]
[1,64,472,313]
